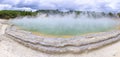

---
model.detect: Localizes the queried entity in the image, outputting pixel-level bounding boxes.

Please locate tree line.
[0,10,120,19]
[0,10,37,19]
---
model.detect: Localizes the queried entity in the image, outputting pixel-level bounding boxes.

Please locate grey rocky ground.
[0,19,120,57]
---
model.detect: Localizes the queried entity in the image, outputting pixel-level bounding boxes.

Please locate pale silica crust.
[5,25,120,54]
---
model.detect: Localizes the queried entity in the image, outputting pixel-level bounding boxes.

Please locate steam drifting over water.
[10,14,119,37]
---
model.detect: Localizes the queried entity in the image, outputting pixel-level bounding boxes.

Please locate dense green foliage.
[0,10,120,19]
[0,10,37,19]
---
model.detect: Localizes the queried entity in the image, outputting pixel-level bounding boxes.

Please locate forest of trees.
[0,10,120,19]
[0,10,37,19]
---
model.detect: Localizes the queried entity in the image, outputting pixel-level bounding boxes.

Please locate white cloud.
[12,7,36,11]
[0,4,12,10]
[0,0,120,12]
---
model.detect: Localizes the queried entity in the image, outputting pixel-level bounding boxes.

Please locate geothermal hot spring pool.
[10,16,119,38]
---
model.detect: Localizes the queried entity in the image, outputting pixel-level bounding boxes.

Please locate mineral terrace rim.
[5,24,120,54]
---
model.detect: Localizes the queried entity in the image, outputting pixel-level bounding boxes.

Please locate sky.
[0,0,120,12]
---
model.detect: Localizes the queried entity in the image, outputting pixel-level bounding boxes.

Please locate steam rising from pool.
[10,15,118,37]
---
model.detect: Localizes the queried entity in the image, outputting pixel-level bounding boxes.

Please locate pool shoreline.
[1,19,120,57]
[5,24,120,54]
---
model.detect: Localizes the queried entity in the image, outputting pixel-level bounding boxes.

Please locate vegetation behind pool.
[0,10,120,19]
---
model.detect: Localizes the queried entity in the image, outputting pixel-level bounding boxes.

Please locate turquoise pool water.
[10,16,118,36]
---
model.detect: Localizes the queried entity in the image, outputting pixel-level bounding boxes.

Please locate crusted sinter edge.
[5,25,120,54]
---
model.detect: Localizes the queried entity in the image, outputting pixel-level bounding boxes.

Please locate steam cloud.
[10,15,119,36]
[0,0,120,12]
